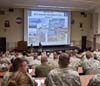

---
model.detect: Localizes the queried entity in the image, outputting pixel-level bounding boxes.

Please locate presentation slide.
[24,9,70,46]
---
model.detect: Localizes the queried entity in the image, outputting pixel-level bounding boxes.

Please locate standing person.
[45,53,81,86]
[6,58,37,86]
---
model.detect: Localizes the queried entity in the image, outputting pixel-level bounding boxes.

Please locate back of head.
[53,51,58,59]
[41,55,48,64]
[59,53,70,68]
[71,50,77,56]
[86,51,93,59]
[16,53,23,58]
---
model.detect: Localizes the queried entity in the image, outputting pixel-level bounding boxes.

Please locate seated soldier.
[88,74,100,86]
[45,53,81,86]
[31,52,41,68]
[82,51,100,74]
[6,58,37,86]
[35,55,53,77]
[49,51,59,68]
[69,50,82,71]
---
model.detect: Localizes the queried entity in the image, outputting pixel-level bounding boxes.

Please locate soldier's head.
[53,51,58,59]
[58,53,70,68]
[33,52,38,59]
[41,55,48,64]
[71,50,77,57]
[86,51,93,59]
[13,58,29,72]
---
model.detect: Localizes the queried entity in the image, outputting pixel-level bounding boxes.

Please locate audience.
[45,53,81,86]
[1,48,100,86]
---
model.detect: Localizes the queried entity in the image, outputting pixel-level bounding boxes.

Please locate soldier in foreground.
[45,53,81,86]
[88,74,100,86]
[35,55,53,77]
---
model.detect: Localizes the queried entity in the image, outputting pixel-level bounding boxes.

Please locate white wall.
[0,8,24,49]
[0,8,92,49]
[71,11,92,48]
[92,11,100,49]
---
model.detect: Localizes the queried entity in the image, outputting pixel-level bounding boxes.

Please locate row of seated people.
[0,49,100,86]
[1,49,100,74]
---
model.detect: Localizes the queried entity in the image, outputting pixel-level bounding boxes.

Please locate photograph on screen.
[24,9,71,46]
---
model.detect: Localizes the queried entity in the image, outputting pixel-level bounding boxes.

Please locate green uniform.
[35,64,53,77]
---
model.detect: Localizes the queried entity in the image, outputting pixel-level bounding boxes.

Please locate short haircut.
[86,51,93,59]
[12,58,28,72]
[41,55,48,63]
[59,53,70,66]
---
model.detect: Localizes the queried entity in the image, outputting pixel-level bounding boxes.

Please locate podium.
[16,41,27,51]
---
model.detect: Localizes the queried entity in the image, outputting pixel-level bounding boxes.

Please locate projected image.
[48,31,57,42]
[49,18,65,29]
[56,32,66,42]
[28,30,39,44]
[38,32,45,42]
[25,10,70,46]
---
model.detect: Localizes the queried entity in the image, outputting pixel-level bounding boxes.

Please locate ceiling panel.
[0,0,100,11]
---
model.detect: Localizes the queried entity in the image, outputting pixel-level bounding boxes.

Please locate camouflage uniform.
[45,67,81,86]
[88,74,100,86]
[82,58,100,74]
[69,57,82,71]
[49,59,59,68]
[6,71,37,86]
[0,57,11,64]
[1,72,12,86]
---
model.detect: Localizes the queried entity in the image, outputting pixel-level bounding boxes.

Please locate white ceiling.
[0,0,100,11]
